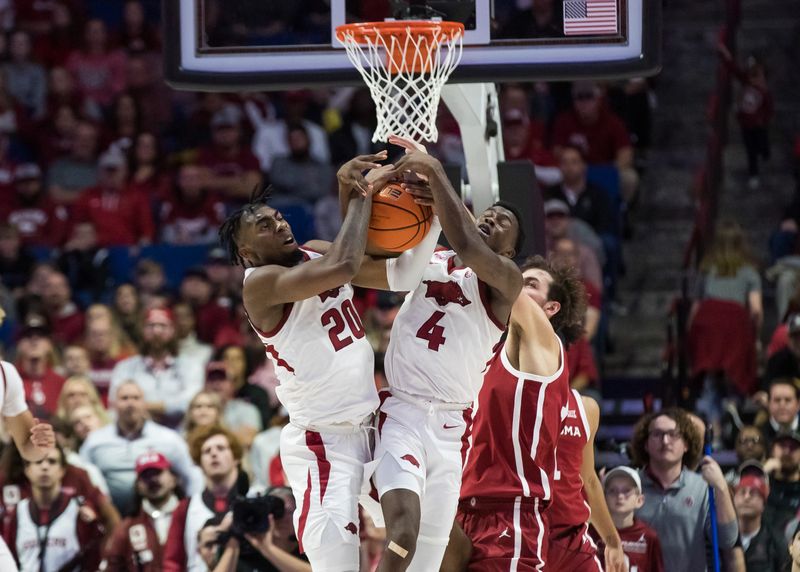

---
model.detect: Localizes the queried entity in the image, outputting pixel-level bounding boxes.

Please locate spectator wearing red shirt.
[73,148,155,247]
[179,268,233,345]
[65,19,128,108]
[196,105,262,204]
[159,164,226,245]
[1,163,68,247]
[14,316,66,420]
[552,81,638,203]
[566,336,599,394]
[717,44,773,189]
[128,132,171,201]
[42,271,85,346]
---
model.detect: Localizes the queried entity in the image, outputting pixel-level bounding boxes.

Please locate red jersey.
[72,185,155,247]
[18,368,65,420]
[548,388,592,529]
[591,518,664,572]
[460,337,570,504]
[0,196,68,247]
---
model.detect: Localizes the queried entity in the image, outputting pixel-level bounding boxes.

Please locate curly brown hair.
[519,255,587,345]
[630,408,703,469]
[188,424,244,466]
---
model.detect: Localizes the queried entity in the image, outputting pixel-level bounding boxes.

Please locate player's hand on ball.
[30,419,55,450]
[337,151,389,196]
[392,150,443,182]
[401,180,435,209]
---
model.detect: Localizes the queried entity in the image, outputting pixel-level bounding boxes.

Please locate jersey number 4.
[416,311,446,351]
[321,300,365,352]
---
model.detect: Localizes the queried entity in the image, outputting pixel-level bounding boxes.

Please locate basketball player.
[449,256,587,571]
[218,151,442,571]
[0,305,56,572]
[547,390,626,572]
[344,145,524,572]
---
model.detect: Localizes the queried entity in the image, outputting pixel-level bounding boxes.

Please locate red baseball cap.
[135,452,171,476]
[735,475,769,499]
[144,308,174,325]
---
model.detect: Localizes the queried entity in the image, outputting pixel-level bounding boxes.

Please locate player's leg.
[439,519,472,572]
[280,424,367,572]
[372,406,428,572]
[547,524,603,572]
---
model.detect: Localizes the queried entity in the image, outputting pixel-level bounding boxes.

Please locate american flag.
[563,0,619,36]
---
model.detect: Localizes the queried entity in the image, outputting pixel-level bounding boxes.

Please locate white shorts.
[371,393,471,545]
[0,536,18,571]
[280,422,372,571]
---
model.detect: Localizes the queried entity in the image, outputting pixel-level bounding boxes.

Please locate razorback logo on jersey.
[318,286,342,302]
[344,522,358,535]
[422,280,471,307]
[401,454,420,468]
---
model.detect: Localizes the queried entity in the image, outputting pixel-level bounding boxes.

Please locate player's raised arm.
[393,151,522,315]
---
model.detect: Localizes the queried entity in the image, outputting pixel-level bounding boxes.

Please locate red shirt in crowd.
[65,49,128,108]
[195,146,260,199]
[195,300,233,345]
[17,367,65,421]
[591,518,664,572]
[566,336,599,388]
[50,303,86,346]
[552,106,631,164]
[158,192,226,245]
[0,195,68,247]
[73,185,155,247]
[102,509,164,572]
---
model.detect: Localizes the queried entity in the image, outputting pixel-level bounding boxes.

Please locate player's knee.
[383,508,420,557]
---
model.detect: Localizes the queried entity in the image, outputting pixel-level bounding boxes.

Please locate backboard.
[164,0,661,91]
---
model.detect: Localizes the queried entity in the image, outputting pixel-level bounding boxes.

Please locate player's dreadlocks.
[218,184,274,267]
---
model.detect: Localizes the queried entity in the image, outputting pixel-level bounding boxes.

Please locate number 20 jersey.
[245,249,379,428]
[385,249,506,404]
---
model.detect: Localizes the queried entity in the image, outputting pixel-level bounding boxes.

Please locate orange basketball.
[368,182,433,253]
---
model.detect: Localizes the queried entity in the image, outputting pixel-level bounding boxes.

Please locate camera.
[231,494,286,536]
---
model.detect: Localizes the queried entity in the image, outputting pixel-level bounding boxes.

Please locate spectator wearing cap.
[0,163,68,247]
[179,267,233,345]
[80,380,202,516]
[109,308,205,428]
[543,197,605,290]
[552,81,638,204]
[764,430,800,535]
[592,466,664,572]
[630,409,738,571]
[733,462,790,571]
[204,361,262,448]
[172,301,213,367]
[766,314,800,385]
[196,104,262,202]
[72,147,155,247]
[270,122,336,204]
[101,452,183,571]
[41,270,85,345]
[48,121,100,205]
[757,379,800,447]
[15,315,65,420]
[158,163,226,245]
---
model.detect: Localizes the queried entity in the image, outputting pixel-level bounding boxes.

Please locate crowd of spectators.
[0,1,798,571]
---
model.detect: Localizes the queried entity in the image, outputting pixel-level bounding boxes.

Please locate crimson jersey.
[385,249,505,403]
[246,248,379,428]
[549,388,592,529]
[460,337,570,503]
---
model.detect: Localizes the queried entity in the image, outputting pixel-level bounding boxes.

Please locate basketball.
[367,182,433,252]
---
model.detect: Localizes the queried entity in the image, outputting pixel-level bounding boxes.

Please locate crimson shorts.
[546,524,603,572]
[457,497,548,571]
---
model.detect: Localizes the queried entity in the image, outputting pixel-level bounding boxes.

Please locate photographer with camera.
[202,486,310,572]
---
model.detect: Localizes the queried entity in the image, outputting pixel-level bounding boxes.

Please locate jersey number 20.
[321,300,365,351]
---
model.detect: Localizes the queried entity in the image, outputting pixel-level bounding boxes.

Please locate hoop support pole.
[441,82,504,214]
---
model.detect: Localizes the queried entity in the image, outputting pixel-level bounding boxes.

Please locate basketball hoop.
[336,20,464,143]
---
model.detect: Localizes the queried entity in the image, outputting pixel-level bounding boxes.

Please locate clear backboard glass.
[164,0,660,91]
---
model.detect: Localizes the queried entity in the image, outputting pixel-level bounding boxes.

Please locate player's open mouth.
[478,223,491,237]
[283,236,295,245]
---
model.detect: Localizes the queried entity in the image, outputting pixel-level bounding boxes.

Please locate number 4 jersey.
[385,249,506,403]
[245,249,379,428]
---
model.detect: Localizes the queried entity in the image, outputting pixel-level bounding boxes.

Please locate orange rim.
[336,20,464,74]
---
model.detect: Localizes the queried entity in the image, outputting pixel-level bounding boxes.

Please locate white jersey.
[385,249,506,404]
[13,497,83,572]
[245,249,379,427]
[1,361,29,419]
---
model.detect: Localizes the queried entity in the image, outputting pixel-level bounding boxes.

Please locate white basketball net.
[338,22,464,143]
